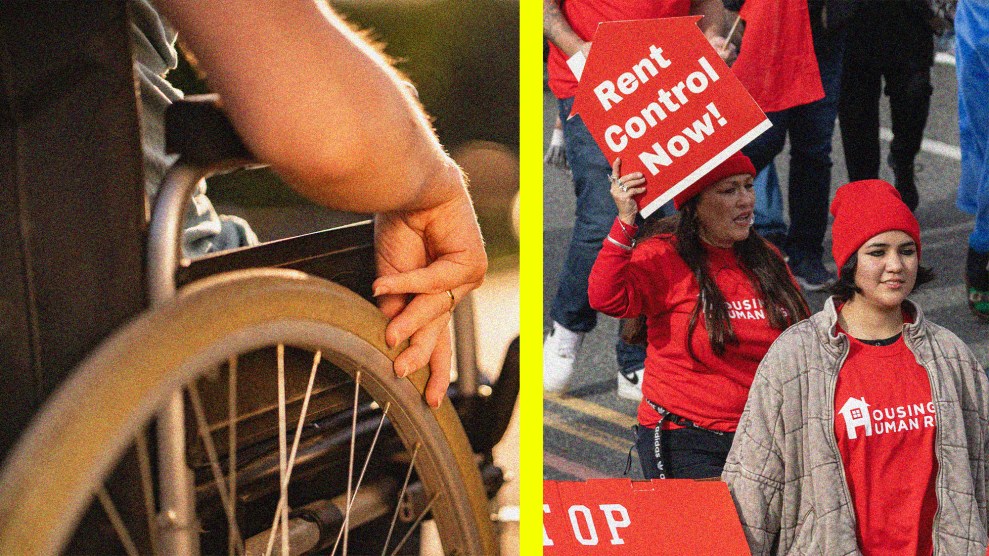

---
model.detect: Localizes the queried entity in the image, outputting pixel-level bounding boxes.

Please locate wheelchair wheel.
[0,268,495,556]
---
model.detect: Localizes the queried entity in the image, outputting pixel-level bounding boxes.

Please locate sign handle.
[726,14,742,43]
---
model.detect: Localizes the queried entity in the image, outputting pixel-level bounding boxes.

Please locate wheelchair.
[0,5,518,555]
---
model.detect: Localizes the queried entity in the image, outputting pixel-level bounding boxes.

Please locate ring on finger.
[620,182,628,192]
[446,289,456,314]
[608,175,619,187]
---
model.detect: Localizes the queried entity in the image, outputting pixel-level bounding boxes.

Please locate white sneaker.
[543,322,585,393]
[617,367,644,401]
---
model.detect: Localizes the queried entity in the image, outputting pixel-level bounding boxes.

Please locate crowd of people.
[544,0,989,552]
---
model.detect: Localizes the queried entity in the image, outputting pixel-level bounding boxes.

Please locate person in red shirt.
[542,0,735,400]
[588,151,809,479]
[724,179,989,555]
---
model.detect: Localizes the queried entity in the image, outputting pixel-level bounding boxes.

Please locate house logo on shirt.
[838,397,936,440]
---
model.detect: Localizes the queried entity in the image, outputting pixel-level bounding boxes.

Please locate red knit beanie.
[829,179,921,271]
[673,151,756,209]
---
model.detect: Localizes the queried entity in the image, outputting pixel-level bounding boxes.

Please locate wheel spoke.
[381,443,421,556]
[135,432,160,556]
[97,486,140,556]
[263,350,323,556]
[228,355,238,556]
[342,371,362,556]
[188,383,244,554]
[277,344,290,556]
[389,492,440,556]
[329,402,391,555]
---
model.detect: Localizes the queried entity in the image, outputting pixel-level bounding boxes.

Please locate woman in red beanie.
[588,151,809,479]
[724,179,989,555]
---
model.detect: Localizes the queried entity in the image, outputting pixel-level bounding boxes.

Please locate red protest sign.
[544,478,750,555]
[571,17,770,217]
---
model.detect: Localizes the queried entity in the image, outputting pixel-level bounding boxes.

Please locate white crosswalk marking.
[879,127,961,161]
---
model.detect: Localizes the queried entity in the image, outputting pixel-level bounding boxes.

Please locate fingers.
[373,257,483,298]
[383,285,465,348]
[376,293,407,320]
[424,329,453,408]
[392,313,450,379]
[388,309,452,409]
[611,157,622,180]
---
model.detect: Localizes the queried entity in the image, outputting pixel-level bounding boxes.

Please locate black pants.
[839,2,934,180]
[635,425,734,480]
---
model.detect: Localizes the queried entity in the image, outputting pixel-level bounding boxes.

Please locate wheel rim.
[0,269,494,556]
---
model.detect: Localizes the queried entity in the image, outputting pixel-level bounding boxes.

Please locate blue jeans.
[743,29,846,260]
[551,97,615,333]
[552,97,648,371]
[956,0,989,253]
[753,162,785,237]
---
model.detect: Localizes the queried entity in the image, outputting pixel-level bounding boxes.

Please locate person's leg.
[838,17,883,181]
[549,98,615,333]
[955,0,989,320]
[615,338,645,400]
[742,110,789,238]
[785,28,846,289]
[884,11,934,212]
[545,97,617,391]
[752,162,787,245]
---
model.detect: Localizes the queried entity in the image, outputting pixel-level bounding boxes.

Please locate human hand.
[372,164,487,409]
[609,158,646,225]
[545,122,568,170]
[708,35,737,66]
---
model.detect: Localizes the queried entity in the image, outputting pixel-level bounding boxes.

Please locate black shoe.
[888,153,919,212]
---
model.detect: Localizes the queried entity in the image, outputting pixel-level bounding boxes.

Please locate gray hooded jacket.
[723,297,989,555]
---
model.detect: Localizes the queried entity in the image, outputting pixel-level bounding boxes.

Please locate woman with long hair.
[588,151,810,479]
[724,179,989,554]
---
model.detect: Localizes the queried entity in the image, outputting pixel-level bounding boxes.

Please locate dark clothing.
[635,425,734,479]
[839,2,935,183]
[743,26,847,260]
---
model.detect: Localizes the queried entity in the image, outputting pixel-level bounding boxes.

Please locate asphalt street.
[543,53,989,481]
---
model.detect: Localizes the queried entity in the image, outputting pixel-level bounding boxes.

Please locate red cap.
[829,179,921,270]
[673,151,756,209]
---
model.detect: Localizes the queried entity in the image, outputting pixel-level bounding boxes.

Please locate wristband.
[607,235,633,251]
[617,219,637,242]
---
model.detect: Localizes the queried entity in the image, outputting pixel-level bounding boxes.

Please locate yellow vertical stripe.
[518,0,544,553]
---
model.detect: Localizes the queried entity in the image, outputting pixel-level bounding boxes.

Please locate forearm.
[158,0,462,213]
[690,0,729,39]
[587,220,642,318]
[543,0,585,57]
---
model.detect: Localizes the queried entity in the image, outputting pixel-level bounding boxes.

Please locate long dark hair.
[652,200,810,359]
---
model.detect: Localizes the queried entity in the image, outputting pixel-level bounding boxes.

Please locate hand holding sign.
[609,158,646,226]
[570,17,769,218]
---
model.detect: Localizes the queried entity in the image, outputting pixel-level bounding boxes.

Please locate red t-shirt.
[730,0,824,112]
[546,0,691,99]
[588,219,790,432]
[834,330,938,556]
